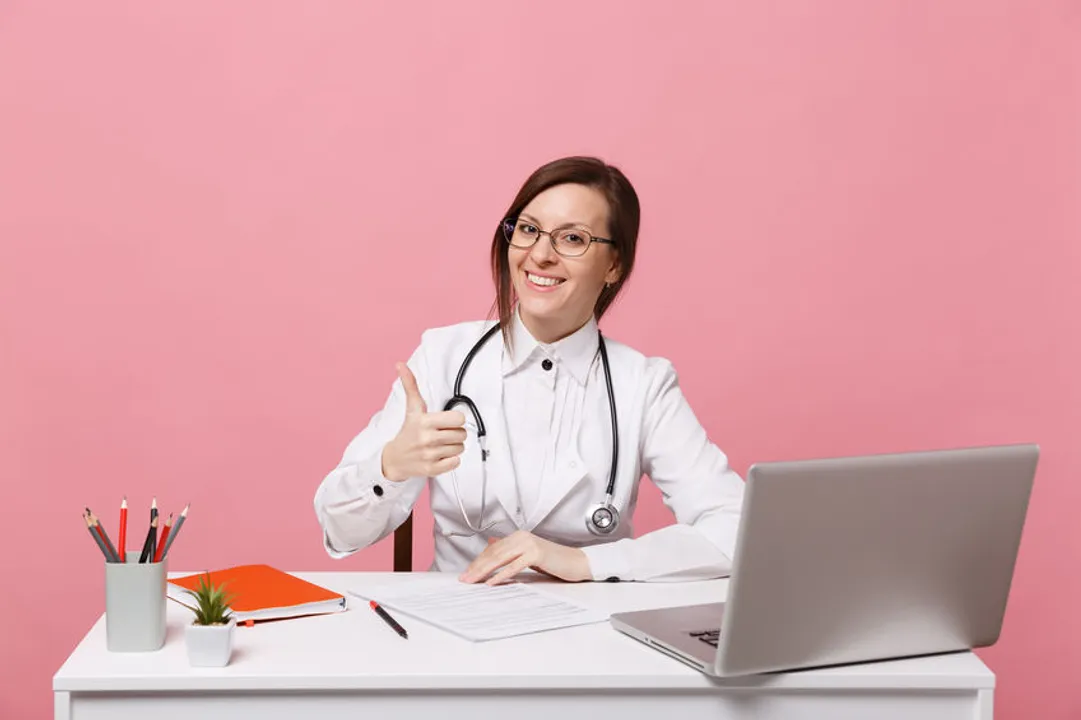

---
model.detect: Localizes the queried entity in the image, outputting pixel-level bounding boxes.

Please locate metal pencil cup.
[104,551,167,652]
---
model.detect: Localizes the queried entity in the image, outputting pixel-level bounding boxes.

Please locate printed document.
[348,573,609,641]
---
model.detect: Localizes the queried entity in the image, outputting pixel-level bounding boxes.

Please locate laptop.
[610,443,1039,677]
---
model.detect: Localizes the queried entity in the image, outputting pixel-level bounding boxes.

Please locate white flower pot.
[185,617,236,667]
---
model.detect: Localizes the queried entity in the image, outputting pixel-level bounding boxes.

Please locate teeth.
[528,272,564,287]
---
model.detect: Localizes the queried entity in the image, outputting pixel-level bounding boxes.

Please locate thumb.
[396,362,427,414]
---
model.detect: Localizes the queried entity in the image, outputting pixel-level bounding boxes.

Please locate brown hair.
[489,155,641,347]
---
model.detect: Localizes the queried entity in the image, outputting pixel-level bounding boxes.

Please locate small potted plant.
[183,572,236,667]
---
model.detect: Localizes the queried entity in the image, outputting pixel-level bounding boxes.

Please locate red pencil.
[153,513,174,563]
[118,497,128,563]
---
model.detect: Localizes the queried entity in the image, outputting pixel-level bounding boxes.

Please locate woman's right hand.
[380,362,467,482]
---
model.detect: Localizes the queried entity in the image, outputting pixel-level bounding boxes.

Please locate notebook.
[167,564,346,623]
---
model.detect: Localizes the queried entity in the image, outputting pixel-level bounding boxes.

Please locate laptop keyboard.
[689,629,720,647]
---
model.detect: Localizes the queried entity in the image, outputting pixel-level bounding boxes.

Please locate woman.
[314,156,745,585]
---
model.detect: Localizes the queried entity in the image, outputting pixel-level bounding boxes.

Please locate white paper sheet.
[348,573,610,641]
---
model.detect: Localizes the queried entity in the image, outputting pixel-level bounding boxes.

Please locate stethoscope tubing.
[442,321,620,535]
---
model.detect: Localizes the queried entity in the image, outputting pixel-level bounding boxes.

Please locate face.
[508,183,621,343]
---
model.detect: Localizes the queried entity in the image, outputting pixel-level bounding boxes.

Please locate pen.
[369,600,408,639]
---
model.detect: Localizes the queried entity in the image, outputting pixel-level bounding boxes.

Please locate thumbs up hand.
[380,362,468,482]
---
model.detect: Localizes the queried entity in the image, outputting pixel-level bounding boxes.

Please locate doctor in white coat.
[314,155,745,585]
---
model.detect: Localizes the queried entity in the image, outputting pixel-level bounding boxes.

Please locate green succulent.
[185,572,235,626]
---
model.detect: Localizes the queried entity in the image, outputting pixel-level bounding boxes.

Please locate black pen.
[369,600,408,639]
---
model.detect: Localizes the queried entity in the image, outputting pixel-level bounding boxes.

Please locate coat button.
[541,358,553,371]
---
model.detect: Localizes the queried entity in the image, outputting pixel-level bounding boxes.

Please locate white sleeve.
[580,358,745,582]
[312,335,433,558]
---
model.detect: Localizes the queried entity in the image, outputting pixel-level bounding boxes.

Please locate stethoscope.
[442,322,621,537]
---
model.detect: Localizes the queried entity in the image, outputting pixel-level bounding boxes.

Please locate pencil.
[83,511,114,562]
[138,515,158,563]
[159,503,188,560]
[138,515,151,562]
[149,497,158,561]
[152,513,174,563]
[86,507,120,563]
[138,497,157,563]
[118,497,127,563]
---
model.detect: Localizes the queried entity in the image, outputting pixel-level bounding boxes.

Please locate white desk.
[54,572,995,720]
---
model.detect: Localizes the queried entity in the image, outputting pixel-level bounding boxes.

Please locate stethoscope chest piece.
[586,500,620,536]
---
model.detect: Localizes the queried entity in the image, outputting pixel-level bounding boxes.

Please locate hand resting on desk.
[460,531,591,585]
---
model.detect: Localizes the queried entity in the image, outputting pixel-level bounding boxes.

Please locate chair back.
[393,512,413,571]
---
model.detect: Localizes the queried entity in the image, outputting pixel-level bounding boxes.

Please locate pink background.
[1,1,1078,718]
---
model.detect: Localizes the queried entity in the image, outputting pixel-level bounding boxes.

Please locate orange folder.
[167,564,346,623]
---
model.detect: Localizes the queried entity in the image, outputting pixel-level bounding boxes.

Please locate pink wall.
[1,1,1077,717]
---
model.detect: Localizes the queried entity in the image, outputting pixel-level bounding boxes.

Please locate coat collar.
[502,305,600,387]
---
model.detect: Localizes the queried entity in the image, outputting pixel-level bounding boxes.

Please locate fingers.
[425,410,467,429]
[424,443,465,464]
[485,555,531,586]
[461,535,527,584]
[460,542,506,583]
[421,430,464,464]
[427,427,468,445]
[429,455,461,476]
[442,443,467,459]
[396,362,427,414]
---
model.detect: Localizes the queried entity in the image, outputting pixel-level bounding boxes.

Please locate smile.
[526,271,565,288]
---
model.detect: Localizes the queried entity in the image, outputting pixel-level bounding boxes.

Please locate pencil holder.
[104,551,167,652]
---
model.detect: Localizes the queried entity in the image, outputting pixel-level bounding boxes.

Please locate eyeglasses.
[502,217,615,258]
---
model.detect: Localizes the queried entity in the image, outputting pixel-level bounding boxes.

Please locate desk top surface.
[54,571,994,693]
